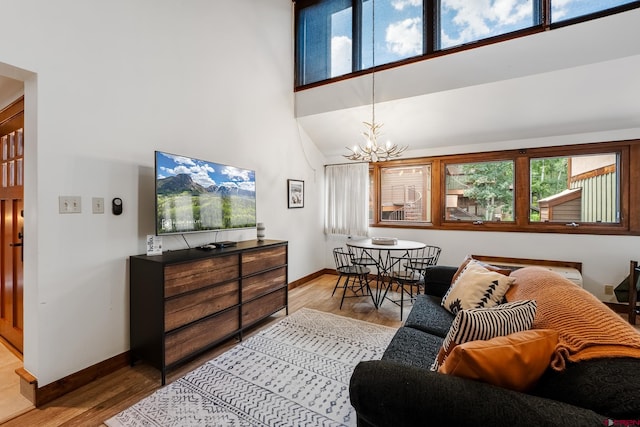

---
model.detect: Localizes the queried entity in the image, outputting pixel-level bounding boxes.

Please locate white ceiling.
[296,8,640,164]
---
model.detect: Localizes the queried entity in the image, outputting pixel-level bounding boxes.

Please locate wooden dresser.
[129,239,288,384]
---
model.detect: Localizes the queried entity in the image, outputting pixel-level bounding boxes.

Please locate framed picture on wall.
[288,179,304,208]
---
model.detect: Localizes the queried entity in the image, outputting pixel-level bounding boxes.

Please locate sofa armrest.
[423,266,457,298]
[349,360,606,427]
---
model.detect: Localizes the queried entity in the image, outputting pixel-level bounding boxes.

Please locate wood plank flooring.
[0,338,33,424]
[1,274,403,427]
[5,273,636,427]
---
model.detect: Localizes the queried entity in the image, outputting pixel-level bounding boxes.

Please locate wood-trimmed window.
[294,0,640,89]
[369,139,640,235]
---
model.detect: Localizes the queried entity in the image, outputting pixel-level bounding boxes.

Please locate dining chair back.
[347,245,378,270]
[405,245,442,291]
[384,255,424,320]
[332,247,374,309]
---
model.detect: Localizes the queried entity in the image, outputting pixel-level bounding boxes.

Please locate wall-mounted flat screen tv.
[155,151,256,235]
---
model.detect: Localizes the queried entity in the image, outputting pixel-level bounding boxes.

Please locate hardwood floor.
[0,339,33,424]
[1,273,638,426]
[1,274,403,427]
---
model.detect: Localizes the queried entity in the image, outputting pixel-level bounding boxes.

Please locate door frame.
[0,62,37,384]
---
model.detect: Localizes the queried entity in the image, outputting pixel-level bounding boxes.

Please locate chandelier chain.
[343,0,408,162]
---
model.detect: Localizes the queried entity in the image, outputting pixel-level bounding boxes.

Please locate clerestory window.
[295,0,640,88]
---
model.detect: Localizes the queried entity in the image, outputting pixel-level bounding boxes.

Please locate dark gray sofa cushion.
[423,265,458,298]
[350,360,607,427]
[531,357,640,419]
[382,326,442,370]
[403,294,454,338]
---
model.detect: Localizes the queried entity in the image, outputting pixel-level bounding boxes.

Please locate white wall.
[0,0,326,387]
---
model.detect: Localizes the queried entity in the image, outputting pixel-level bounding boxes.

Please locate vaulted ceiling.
[295,8,640,164]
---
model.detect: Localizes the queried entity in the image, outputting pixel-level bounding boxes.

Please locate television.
[154,151,256,235]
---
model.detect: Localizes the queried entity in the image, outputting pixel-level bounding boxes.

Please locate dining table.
[346,238,426,307]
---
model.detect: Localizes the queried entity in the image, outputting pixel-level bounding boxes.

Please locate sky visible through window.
[331,7,353,77]
[362,0,424,68]
[329,0,636,77]
[552,0,636,21]
[439,1,534,49]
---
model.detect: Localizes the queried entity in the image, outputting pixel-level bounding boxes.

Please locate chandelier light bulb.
[343,121,408,162]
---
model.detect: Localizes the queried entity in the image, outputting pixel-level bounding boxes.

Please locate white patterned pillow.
[431,300,537,371]
[442,259,515,315]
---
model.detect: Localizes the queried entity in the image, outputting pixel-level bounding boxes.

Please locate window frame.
[295,0,640,90]
[443,158,516,224]
[378,163,432,225]
[369,139,639,235]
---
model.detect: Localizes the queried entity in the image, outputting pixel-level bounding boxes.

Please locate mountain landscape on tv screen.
[157,173,255,198]
[155,152,256,234]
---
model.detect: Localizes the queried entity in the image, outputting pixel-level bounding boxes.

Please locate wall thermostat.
[112,198,123,215]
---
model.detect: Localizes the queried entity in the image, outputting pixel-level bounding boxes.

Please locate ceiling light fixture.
[344,0,407,162]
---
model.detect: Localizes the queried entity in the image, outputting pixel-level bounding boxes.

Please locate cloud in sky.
[391,0,422,11]
[189,165,216,187]
[550,0,574,21]
[440,0,532,47]
[221,166,255,192]
[386,17,422,56]
[331,35,352,76]
[162,162,216,187]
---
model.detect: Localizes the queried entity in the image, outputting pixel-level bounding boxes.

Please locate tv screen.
[155,151,256,235]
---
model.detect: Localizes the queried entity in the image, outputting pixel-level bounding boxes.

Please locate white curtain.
[324,163,369,237]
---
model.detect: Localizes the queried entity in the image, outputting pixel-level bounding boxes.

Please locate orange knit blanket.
[506,267,640,371]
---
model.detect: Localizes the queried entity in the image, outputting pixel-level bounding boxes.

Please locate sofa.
[350,261,640,426]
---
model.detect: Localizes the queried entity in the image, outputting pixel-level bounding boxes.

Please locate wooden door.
[0,97,24,352]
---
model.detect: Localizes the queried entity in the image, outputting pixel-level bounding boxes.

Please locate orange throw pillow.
[438,329,559,392]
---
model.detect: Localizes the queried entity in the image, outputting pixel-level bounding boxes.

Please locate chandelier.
[344,120,407,162]
[344,0,408,162]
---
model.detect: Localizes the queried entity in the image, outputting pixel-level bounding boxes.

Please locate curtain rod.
[324,162,370,168]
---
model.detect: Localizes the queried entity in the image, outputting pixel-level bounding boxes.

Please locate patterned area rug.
[105,308,396,427]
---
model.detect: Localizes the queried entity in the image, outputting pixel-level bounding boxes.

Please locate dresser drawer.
[242,288,287,327]
[241,246,286,276]
[165,307,239,366]
[130,240,288,385]
[165,281,239,332]
[164,255,239,297]
[242,267,286,302]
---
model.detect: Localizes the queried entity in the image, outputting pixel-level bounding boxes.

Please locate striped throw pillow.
[431,300,537,371]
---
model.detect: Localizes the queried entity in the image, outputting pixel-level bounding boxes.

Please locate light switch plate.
[59,196,82,214]
[92,197,105,214]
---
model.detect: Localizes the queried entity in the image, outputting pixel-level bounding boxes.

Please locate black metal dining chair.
[332,247,374,309]
[405,245,442,293]
[384,255,424,320]
[347,244,378,271]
